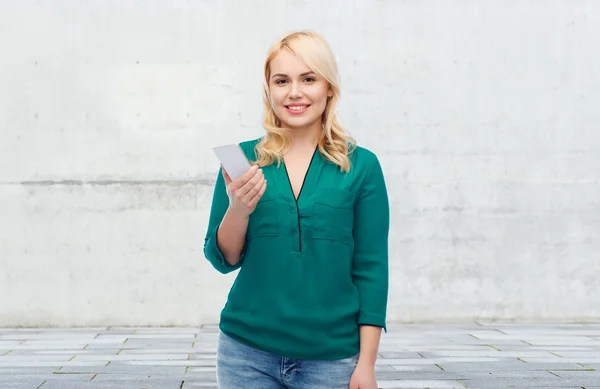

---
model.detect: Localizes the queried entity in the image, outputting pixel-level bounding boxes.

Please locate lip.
[285,104,310,115]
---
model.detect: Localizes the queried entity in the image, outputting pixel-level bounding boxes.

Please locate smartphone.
[213,143,252,181]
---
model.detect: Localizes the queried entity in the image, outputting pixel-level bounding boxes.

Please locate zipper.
[283,148,317,253]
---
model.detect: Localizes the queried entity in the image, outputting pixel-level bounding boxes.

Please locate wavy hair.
[254,30,356,172]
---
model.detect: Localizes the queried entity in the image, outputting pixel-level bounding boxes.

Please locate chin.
[284,121,314,131]
[283,115,317,128]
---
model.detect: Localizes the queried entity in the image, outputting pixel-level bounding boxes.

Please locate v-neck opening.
[281,146,319,253]
[282,146,318,203]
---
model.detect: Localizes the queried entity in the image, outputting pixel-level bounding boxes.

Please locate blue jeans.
[216,331,359,389]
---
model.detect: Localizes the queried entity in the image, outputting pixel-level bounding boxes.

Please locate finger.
[230,164,259,191]
[242,175,265,205]
[348,375,360,389]
[237,167,263,198]
[246,179,267,209]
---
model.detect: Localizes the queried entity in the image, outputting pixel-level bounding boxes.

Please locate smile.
[285,105,310,114]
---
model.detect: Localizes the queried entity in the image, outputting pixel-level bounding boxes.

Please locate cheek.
[270,90,286,107]
[310,91,329,110]
[309,86,330,104]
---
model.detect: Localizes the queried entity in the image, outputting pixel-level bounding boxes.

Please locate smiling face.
[268,50,333,133]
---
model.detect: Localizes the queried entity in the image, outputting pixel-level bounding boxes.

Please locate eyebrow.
[271,71,316,79]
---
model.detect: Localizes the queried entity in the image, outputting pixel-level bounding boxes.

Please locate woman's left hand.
[349,363,378,389]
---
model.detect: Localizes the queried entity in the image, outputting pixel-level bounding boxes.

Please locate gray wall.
[1,0,599,326]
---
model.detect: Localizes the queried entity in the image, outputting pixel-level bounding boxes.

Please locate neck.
[286,121,322,152]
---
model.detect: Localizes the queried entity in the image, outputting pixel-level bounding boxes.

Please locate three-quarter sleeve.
[203,167,245,274]
[351,155,390,331]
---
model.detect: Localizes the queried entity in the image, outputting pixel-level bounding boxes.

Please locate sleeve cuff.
[204,224,245,274]
[357,314,387,333]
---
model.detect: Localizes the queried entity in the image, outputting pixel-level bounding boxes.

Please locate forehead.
[269,50,312,76]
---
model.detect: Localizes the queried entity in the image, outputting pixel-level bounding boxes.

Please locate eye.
[275,79,288,84]
[304,77,316,82]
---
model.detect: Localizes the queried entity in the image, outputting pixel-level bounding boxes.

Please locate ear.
[327,88,334,97]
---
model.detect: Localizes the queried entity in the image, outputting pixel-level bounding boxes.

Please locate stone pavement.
[1,322,599,389]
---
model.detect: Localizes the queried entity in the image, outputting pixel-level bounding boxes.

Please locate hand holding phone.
[213,144,267,217]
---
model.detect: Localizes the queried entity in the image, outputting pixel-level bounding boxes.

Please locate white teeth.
[288,106,307,111]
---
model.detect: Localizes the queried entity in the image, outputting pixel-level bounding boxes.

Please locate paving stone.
[370,370,469,380]
[0,367,58,375]
[9,343,88,350]
[490,345,594,351]
[7,349,120,356]
[458,370,559,379]
[183,373,216,382]
[419,350,558,358]
[378,357,506,365]
[102,333,195,339]
[377,379,464,388]
[581,363,600,370]
[439,361,593,372]
[16,339,119,347]
[186,367,216,373]
[71,353,189,361]
[547,369,600,378]
[116,348,210,355]
[58,364,186,374]
[0,361,65,368]
[461,377,598,387]
[0,333,96,341]
[0,328,107,332]
[0,360,107,368]
[522,357,600,364]
[465,387,583,389]
[183,382,217,388]
[388,364,447,372]
[395,345,498,351]
[39,379,184,389]
[0,354,75,362]
[0,341,24,347]
[0,373,96,388]
[92,373,186,381]
[92,334,129,341]
[188,353,222,360]
[380,352,426,359]
[552,350,600,357]
[44,373,97,381]
[522,337,600,346]
[0,379,47,389]
[118,340,196,348]
[125,359,216,366]
[84,343,133,349]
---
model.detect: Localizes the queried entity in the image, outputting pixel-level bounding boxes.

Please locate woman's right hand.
[222,164,267,219]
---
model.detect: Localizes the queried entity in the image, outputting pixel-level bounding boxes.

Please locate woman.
[203,30,389,389]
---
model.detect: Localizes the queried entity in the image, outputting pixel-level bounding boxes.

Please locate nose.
[289,81,303,99]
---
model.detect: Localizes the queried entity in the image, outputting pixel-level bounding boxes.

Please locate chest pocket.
[247,195,279,239]
[311,188,355,245]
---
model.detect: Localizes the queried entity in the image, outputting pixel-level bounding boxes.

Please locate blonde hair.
[254,30,356,173]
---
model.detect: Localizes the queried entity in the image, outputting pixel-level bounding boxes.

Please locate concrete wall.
[1,0,599,327]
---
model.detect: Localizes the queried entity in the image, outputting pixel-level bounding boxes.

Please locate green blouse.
[204,137,389,360]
